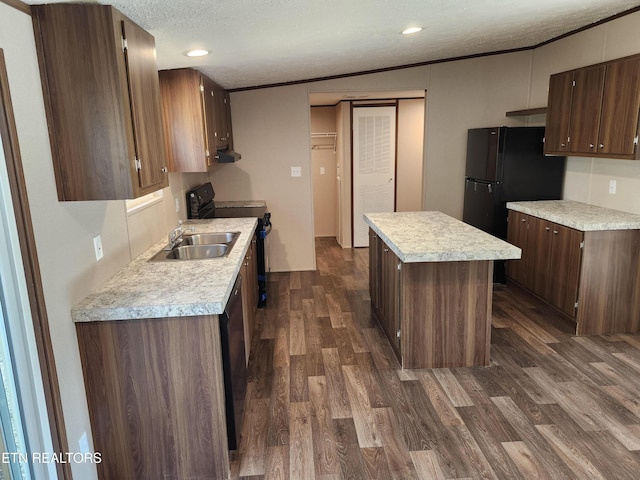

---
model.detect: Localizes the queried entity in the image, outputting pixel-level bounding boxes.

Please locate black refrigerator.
[462,126,565,283]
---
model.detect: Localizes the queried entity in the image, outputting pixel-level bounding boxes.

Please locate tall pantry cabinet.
[32,3,168,200]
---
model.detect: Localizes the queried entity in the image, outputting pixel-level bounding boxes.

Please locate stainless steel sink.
[167,244,229,259]
[149,231,240,261]
[181,232,238,245]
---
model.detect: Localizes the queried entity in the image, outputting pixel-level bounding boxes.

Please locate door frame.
[0,48,71,479]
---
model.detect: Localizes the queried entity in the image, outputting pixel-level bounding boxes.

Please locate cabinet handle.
[599,143,604,149]
[521,218,527,222]
[384,248,389,253]
[545,227,550,231]
[161,167,168,173]
[561,143,566,147]
[553,230,558,234]
[589,143,594,148]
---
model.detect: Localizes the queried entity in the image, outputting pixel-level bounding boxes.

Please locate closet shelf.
[311,132,337,153]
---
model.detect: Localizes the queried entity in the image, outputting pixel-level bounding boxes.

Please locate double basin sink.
[150,232,240,261]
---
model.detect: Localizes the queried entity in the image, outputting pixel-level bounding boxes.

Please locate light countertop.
[71,217,257,322]
[364,211,521,263]
[506,200,640,231]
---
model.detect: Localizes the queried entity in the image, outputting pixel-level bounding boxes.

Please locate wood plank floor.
[230,236,640,479]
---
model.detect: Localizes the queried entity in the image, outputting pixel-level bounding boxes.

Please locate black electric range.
[186,182,271,307]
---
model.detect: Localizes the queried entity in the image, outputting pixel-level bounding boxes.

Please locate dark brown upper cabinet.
[545,54,640,160]
[32,4,168,201]
[159,68,234,171]
[213,84,233,151]
[159,68,218,172]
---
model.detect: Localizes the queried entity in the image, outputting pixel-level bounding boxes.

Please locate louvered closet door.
[352,106,397,247]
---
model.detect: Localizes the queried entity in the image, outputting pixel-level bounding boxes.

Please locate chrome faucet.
[167,222,184,249]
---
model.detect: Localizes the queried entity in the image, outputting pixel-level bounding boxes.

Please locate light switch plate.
[93,235,104,261]
[320,167,325,175]
[291,166,302,177]
[609,179,617,194]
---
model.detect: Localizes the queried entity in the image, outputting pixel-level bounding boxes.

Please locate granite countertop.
[71,217,257,322]
[364,211,521,263]
[506,200,640,231]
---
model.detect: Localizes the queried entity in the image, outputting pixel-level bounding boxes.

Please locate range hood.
[215,150,241,163]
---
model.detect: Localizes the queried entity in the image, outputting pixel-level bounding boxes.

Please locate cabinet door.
[381,244,400,356]
[224,90,234,150]
[598,57,640,157]
[547,225,583,317]
[368,229,382,311]
[159,69,208,172]
[201,75,218,167]
[545,72,574,153]
[121,16,168,194]
[241,236,258,363]
[505,211,528,285]
[213,84,229,150]
[568,66,605,155]
[526,216,553,298]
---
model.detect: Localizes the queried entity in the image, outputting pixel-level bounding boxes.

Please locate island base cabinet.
[401,260,493,369]
[76,316,230,480]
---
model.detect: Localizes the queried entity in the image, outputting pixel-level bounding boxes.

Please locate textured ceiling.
[26,0,640,89]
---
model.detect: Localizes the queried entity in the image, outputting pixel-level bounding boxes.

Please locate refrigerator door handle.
[487,184,492,194]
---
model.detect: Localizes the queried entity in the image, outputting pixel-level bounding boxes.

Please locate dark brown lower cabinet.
[76,315,230,480]
[242,235,258,361]
[547,224,583,317]
[505,211,529,285]
[507,210,640,334]
[369,230,400,357]
[369,228,493,368]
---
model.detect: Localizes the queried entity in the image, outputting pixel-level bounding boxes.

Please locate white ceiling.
[26,0,640,91]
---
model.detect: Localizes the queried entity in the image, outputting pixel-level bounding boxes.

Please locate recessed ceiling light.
[184,49,210,57]
[402,27,423,35]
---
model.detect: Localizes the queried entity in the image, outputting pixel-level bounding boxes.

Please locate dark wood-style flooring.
[230,237,640,479]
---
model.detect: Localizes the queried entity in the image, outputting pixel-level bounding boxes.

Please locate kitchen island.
[364,211,521,369]
[72,217,257,480]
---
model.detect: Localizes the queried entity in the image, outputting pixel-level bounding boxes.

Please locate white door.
[352,106,396,247]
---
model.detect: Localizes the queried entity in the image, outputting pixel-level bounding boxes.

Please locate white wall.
[209,84,316,271]
[424,51,535,218]
[396,98,425,212]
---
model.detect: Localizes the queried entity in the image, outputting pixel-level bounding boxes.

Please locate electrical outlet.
[609,179,617,194]
[93,235,104,261]
[320,167,325,175]
[291,166,302,177]
[175,198,180,213]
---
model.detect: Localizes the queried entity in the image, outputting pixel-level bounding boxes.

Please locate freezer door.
[462,179,500,236]
[501,127,565,201]
[465,127,502,181]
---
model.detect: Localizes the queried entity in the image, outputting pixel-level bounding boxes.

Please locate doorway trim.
[0,49,71,479]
